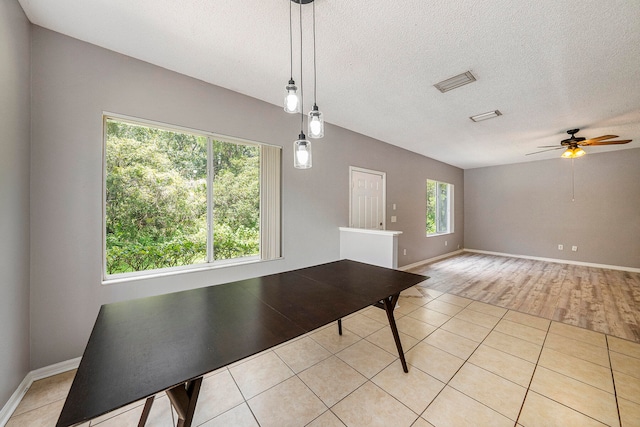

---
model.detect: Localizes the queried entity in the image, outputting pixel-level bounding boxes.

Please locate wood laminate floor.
[408,252,640,343]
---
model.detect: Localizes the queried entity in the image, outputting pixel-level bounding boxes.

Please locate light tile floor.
[7,287,640,427]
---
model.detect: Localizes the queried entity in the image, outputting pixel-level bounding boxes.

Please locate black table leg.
[381,294,408,373]
[338,318,342,335]
[165,377,203,427]
[138,396,155,427]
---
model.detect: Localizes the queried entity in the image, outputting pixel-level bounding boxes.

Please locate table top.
[57,259,427,426]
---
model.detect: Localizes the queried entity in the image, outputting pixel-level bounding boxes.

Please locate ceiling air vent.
[470,110,502,122]
[434,71,476,93]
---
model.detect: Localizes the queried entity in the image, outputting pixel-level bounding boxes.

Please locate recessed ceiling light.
[470,110,502,122]
[434,71,476,93]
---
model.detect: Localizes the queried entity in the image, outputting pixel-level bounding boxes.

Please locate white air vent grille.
[470,110,502,122]
[434,71,476,93]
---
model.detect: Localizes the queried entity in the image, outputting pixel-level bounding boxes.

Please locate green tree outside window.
[105,119,260,275]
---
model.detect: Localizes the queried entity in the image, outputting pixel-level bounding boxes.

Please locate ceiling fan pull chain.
[571,158,575,202]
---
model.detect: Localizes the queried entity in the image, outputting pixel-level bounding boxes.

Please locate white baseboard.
[399,249,464,271]
[464,249,640,273]
[0,357,80,426]
[398,248,639,273]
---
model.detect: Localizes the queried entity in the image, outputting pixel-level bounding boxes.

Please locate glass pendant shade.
[294,134,312,169]
[284,79,300,113]
[308,104,324,138]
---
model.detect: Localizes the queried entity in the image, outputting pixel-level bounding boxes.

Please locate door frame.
[349,166,387,230]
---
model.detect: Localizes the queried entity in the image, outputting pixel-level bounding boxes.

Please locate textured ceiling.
[18,0,640,169]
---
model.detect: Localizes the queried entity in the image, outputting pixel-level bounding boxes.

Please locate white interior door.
[350,167,386,230]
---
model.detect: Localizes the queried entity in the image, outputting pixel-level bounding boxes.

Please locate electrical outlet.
[393,204,397,210]
[572,246,578,252]
[445,241,448,246]
[391,216,397,223]
[558,244,563,250]
[403,249,407,255]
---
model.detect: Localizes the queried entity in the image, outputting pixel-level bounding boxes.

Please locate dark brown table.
[56,259,427,427]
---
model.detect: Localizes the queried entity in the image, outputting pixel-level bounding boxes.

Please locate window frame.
[101,113,281,283]
[426,179,454,236]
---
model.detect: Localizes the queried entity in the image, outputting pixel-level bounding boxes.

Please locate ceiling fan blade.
[525,147,564,156]
[536,145,562,148]
[584,140,632,146]
[591,135,618,141]
[580,135,618,145]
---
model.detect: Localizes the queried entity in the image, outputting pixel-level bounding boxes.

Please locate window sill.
[102,256,283,285]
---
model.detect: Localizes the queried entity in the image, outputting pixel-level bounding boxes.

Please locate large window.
[104,116,280,279]
[426,179,454,236]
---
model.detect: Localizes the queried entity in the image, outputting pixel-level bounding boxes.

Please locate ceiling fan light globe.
[561,147,586,159]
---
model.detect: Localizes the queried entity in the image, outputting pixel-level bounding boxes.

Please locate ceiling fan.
[526,129,632,158]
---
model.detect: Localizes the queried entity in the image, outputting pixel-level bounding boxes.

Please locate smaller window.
[426,179,454,236]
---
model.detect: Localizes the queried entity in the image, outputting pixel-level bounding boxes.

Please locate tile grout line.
[226,365,265,427]
[513,323,621,427]
[426,292,625,426]
[295,327,417,426]
[512,316,552,425]
[444,287,625,427]
[300,305,424,423]
[536,331,618,393]
[419,297,518,423]
[307,292,476,426]
[273,324,402,427]
[7,397,70,425]
[191,314,633,427]
[331,301,434,425]
[605,335,623,427]
[384,292,457,423]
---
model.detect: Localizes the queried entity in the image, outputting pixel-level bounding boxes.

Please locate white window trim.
[101,112,281,283]
[426,179,454,237]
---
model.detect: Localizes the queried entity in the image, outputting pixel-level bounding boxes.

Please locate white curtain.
[260,145,282,260]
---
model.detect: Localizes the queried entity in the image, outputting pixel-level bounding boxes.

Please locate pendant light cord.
[289,1,293,79]
[313,0,317,104]
[299,0,304,132]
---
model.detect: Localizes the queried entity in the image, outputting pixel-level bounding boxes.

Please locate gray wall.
[464,148,640,269]
[29,27,463,370]
[0,0,32,407]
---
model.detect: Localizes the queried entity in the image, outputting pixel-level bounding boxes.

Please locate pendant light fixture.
[292,0,311,168]
[287,0,322,169]
[284,0,300,114]
[307,0,324,138]
[294,133,312,169]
